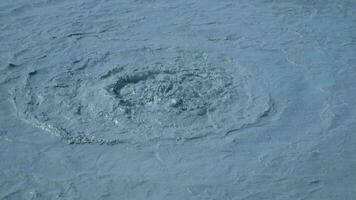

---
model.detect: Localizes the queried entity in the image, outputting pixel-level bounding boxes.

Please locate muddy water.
[1,0,356,199]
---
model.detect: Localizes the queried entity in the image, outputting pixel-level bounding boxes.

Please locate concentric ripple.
[12,50,272,145]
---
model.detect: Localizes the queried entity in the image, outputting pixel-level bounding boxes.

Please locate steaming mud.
[12,50,271,145]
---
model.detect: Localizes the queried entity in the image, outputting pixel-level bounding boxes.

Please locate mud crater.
[12,51,272,145]
[106,68,231,115]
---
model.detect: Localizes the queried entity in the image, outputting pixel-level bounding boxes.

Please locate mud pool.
[1,0,356,199]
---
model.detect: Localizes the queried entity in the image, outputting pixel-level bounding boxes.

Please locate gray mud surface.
[1,0,356,199]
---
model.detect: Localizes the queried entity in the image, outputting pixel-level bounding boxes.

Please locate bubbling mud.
[108,68,230,113]
[12,50,272,145]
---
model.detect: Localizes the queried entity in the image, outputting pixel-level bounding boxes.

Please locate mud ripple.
[12,51,272,145]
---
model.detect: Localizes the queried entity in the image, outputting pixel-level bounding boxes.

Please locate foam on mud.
[12,50,271,145]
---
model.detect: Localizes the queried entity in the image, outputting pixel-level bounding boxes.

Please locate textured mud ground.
[0,0,356,199]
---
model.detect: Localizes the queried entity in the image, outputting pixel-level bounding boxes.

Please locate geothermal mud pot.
[12,50,271,145]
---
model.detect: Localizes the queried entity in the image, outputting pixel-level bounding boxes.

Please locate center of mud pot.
[13,51,272,145]
[107,69,229,115]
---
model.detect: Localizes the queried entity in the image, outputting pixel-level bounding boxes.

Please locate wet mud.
[1,0,355,199]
